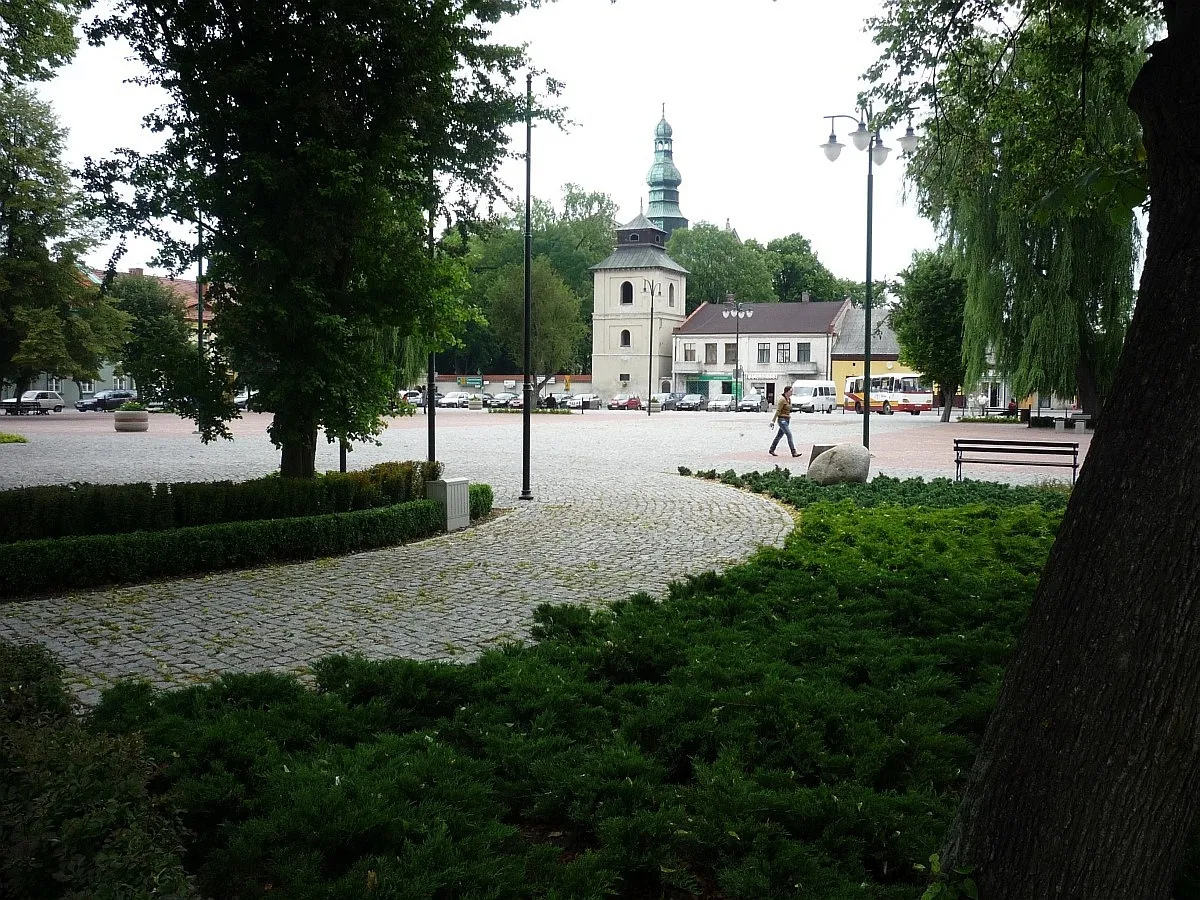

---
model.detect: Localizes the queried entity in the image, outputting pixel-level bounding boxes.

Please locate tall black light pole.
[427,184,437,464]
[721,292,753,401]
[821,112,919,449]
[643,278,660,415]
[193,213,205,436]
[520,73,534,501]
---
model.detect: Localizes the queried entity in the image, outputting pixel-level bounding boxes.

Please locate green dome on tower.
[646,107,688,238]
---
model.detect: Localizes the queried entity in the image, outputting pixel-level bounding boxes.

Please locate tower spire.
[646,109,688,238]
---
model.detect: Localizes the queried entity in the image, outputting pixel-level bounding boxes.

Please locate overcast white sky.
[39,0,937,289]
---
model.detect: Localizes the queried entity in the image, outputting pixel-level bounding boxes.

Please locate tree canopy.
[0,87,125,391]
[0,0,84,87]
[890,251,967,420]
[109,273,193,404]
[486,256,584,387]
[85,0,536,475]
[666,223,775,312]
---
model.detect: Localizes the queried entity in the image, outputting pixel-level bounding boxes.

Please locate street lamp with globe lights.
[820,112,920,448]
[721,293,753,402]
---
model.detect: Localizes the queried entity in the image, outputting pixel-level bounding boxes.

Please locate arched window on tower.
[629,233,640,242]
[620,281,633,304]
[620,329,631,348]
[668,284,675,307]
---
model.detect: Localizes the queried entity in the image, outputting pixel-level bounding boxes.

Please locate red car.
[607,394,642,410]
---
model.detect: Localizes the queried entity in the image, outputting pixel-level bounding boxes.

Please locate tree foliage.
[764,233,844,301]
[0,0,85,87]
[890,251,967,420]
[486,256,583,386]
[446,185,616,375]
[109,274,193,404]
[872,5,1147,415]
[84,0,534,475]
[666,222,775,312]
[0,87,125,391]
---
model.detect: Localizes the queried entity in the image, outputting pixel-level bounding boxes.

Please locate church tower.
[646,107,688,238]
[589,213,689,401]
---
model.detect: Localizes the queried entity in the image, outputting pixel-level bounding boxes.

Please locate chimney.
[802,290,811,303]
[129,267,144,277]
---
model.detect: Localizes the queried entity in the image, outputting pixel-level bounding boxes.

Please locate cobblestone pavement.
[0,410,820,703]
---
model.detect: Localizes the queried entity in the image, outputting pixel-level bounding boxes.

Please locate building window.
[47,376,61,392]
[114,376,129,390]
[668,284,675,307]
[629,233,640,242]
[724,343,737,364]
[684,343,696,362]
[79,379,94,393]
[757,343,770,364]
[619,373,630,382]
[620,281,633,304]
[620,329,631,348]
[797,342,811,363]
[776,343,791,364]
[704,343,718,365]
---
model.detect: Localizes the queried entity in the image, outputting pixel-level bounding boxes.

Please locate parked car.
[234,389,259,410]
[74,389,136,412]
[437,391,471,408]
[5,390,66,414]
[737,392,767,412]
[565,393,600,409]
[650,392,685,410]
[677,394,708,411]
[507,394,524,409]
[398,389,424,405]
[608,394,642,410]
[707,395,734,412]
[487,391,517,407]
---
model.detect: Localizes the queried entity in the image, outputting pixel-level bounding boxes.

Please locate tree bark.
[942,10,1200,897]
[274,412,319,478]
[940,385,956,422]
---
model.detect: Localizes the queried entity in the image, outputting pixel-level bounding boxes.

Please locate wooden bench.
[954,438,1080,484]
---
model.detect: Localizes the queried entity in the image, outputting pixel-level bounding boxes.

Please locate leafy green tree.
[0,0,84,87]
[890,251,967,421]
[486,257,583,391]
[109,274,193,403]
[764,233,843,301]
[0,87,125,393]
[870,2,1200,896]
[449,185,616,375]
[887,18,1143,416]
[87,0,532,475]
[666,222,775,312]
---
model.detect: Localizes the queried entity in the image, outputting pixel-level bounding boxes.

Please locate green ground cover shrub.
[80,478,1064,898]
[0,460,445,544]
[957,415,1021,424]
[0,431,27,444]
[0,500,444,599]
[0,642,198,899]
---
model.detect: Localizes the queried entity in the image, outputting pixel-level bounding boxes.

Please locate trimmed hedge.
[0,500,443,599]
[469,482,494,520]
[0,460,444,544]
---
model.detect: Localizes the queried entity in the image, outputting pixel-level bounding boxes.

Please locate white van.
[791,380,837,413]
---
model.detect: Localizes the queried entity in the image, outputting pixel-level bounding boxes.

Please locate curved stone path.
[0,472,793,704]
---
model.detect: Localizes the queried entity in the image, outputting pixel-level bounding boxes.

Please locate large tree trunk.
[941,10,1200,898]
[273,412,319,478]
[939,385,956,422]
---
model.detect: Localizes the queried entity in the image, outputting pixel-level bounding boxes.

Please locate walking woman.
[769,385,800,457]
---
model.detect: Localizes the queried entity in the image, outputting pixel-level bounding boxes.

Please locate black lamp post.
[721,293,753,402]
[643,278,661,415]
[820,111,919,449]
[520,73,533,500]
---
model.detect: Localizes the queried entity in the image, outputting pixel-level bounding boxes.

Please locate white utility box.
[427,478,470,532]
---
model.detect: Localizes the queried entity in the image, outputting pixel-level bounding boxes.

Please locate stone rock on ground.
[807,442,870,485]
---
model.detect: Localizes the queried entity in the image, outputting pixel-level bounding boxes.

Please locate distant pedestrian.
[769,385,799,457]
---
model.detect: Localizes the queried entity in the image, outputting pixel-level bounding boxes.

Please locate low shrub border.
[0,499,446,600]
[0,432,27,444]
[487,406,573,414]
[469,482,494,520]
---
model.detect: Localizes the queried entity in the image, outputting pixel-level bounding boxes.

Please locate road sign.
[466,376,483,387]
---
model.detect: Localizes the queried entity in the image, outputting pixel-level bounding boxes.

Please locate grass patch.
[0,431,28,444]
[52,476,1068,899]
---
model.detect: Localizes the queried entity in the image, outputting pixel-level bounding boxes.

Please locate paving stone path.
[0,471,793,705]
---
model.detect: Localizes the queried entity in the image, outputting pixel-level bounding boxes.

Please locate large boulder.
[807,442,870,485]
